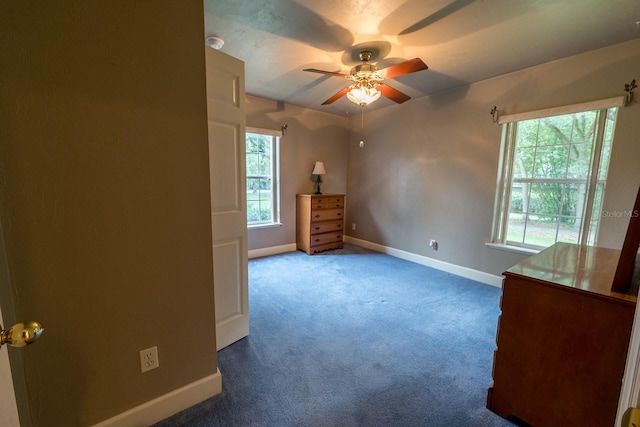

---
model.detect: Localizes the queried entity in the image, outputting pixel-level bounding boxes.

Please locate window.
[492,106,619,250]
[246,127,280,227]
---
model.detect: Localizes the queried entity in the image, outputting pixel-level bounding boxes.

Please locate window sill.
[248,222,282,230]
[485,242,540,256]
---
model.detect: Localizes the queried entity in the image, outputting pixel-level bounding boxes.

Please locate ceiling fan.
[303,51,428,107]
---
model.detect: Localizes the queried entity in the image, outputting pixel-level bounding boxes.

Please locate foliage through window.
[492,107,618,250]
[246,128,280,226]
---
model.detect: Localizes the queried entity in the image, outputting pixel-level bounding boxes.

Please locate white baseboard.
[344,236,504,288]
[248,243,296,259]
[92,370,222,427]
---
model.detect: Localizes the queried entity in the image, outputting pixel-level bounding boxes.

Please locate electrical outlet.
[140,346,159,373]
[352,223,356,230]
[429,239,438,251]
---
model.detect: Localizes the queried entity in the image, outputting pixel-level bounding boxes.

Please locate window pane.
[246,153,261,175]
[523,215,560,248]
[528,183,562,217]
[540,115,573,146]
[509,184,524,214]
[514,146,535,179]
[567,143,593,179]
[532,145,569,179]
[569,111,598,144]
[247,200,261,222]
[247,177,261,195]
[506,212,525,245]
[515,121,540,148]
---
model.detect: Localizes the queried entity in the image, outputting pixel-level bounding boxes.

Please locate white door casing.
[617,282,640,426]
[0,306,20,427]
[0,220,20,426]
[205,47,249,350]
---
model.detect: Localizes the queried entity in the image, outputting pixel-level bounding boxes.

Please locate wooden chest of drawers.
[296,194,344,255]
[487,242,637,427]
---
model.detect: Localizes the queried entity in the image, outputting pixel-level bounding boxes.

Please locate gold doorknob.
[0,321,44,348]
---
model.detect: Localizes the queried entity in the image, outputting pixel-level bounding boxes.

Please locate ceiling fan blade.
[378,58,428,79]
[303,68,348,78]
[321,87,351,105]
[378,84,411,104]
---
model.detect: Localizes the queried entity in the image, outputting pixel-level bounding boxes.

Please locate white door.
[205,47,249,350]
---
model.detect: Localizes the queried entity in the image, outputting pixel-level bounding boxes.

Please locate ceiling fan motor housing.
[350,63,382,87]
[348,51,383,87]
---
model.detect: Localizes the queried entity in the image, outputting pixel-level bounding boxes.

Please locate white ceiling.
[204,0,640,117]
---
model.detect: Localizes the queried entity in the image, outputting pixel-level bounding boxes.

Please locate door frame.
[0,220,25,427]
[617,293,640,425]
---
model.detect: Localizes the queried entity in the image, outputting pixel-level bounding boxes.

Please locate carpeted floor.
[154,244,514,426]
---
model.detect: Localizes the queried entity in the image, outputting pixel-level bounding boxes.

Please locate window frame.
[490,104,620,252]
[245,126,281,228]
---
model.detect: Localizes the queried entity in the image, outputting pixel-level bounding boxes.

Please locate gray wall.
[346,39,640,276]
[245,95,350,250]
[0,3,216,425]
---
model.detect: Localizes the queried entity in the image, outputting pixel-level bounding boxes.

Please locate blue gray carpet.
[154,244,513,426]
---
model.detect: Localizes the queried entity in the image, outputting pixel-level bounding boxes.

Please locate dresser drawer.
[310,232,343,247]
[311,220,343,235]
[312,196,344,210]
[311,208,343,221]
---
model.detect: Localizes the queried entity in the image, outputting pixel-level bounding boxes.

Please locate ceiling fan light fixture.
[347,85,381,106]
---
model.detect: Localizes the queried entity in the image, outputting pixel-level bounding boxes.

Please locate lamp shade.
[312,161,326,175]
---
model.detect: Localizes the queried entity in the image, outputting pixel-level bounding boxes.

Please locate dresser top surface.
[296,193,344,199]
[297,194,344,197]
[505,242,636,303]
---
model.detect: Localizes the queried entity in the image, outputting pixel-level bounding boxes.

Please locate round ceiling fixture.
[206,36,224,50]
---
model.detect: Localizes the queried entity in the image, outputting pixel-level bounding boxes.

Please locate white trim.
[92,370,222,427]
[246,126,282,137]
[248,243,296,259]
[0,308,20,427]
[498,95,626,124]
[617,300,640,426]
[344,236,504,288]
[485,242,540,256]
[248,222,283,230]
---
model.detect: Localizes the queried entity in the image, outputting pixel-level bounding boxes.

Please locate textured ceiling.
[204,0,640,116]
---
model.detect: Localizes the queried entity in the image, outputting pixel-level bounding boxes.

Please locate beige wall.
[245,95,350,250]
[0,2,216,426]
[346,39,640,276]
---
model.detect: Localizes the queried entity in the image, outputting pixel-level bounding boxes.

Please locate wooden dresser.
[487,242,637,427]
[296,194,344,255]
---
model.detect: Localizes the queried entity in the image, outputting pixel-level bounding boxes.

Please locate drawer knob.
[314,238,320,243]
[337,212,342,216]
[314,226,320,231]
[315,214,320,218]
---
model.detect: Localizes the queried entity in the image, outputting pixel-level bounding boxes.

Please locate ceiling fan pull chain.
[361,106,364,129]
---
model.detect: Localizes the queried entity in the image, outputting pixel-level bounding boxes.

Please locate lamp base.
[314,176,322,195]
